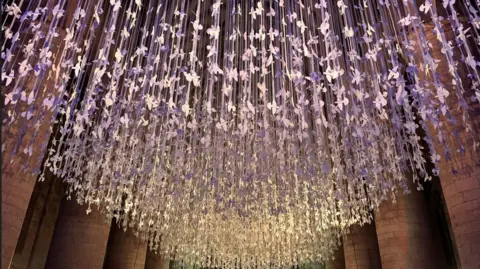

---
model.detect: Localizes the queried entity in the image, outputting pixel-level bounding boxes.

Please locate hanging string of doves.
[2,0,480,267]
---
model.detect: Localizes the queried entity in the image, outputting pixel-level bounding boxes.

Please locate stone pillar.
[375,187,445,269]
[26,172,64,269]
[413,20,480,268]
[44,199,111,269]
[145,251,170,269]
[1,1,77,266]
[2,179,37,269]
[103,223,147,269]
[2,53,61,267]
[8,171,64,269]
[343,223,381,269]
[1,24,66,267]
[325,244,346,269]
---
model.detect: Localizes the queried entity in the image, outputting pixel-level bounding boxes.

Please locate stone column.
[374,187,445,269]
[413,19,480,268]
[44,199,111,269]
[1,26,66,268]
[1,52,60,268]
[145,251,170,269]
[2,179,37,269]
[103,223,147,269]
[343,223,381,269]
[26,172,64,269]
[1,1,77,267]
[8,171,64,269]
[8,179,47,269]
[325,244,346,269]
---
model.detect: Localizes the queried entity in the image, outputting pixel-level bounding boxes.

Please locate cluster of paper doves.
[2,0,480,267]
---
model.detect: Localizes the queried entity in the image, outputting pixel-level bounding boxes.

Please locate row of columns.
[326,191,444,269]
[8,188,170,269]
[325,17,480,269]
[326,177,474,269]
[4,177,461,269]
[15,180,443,269]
